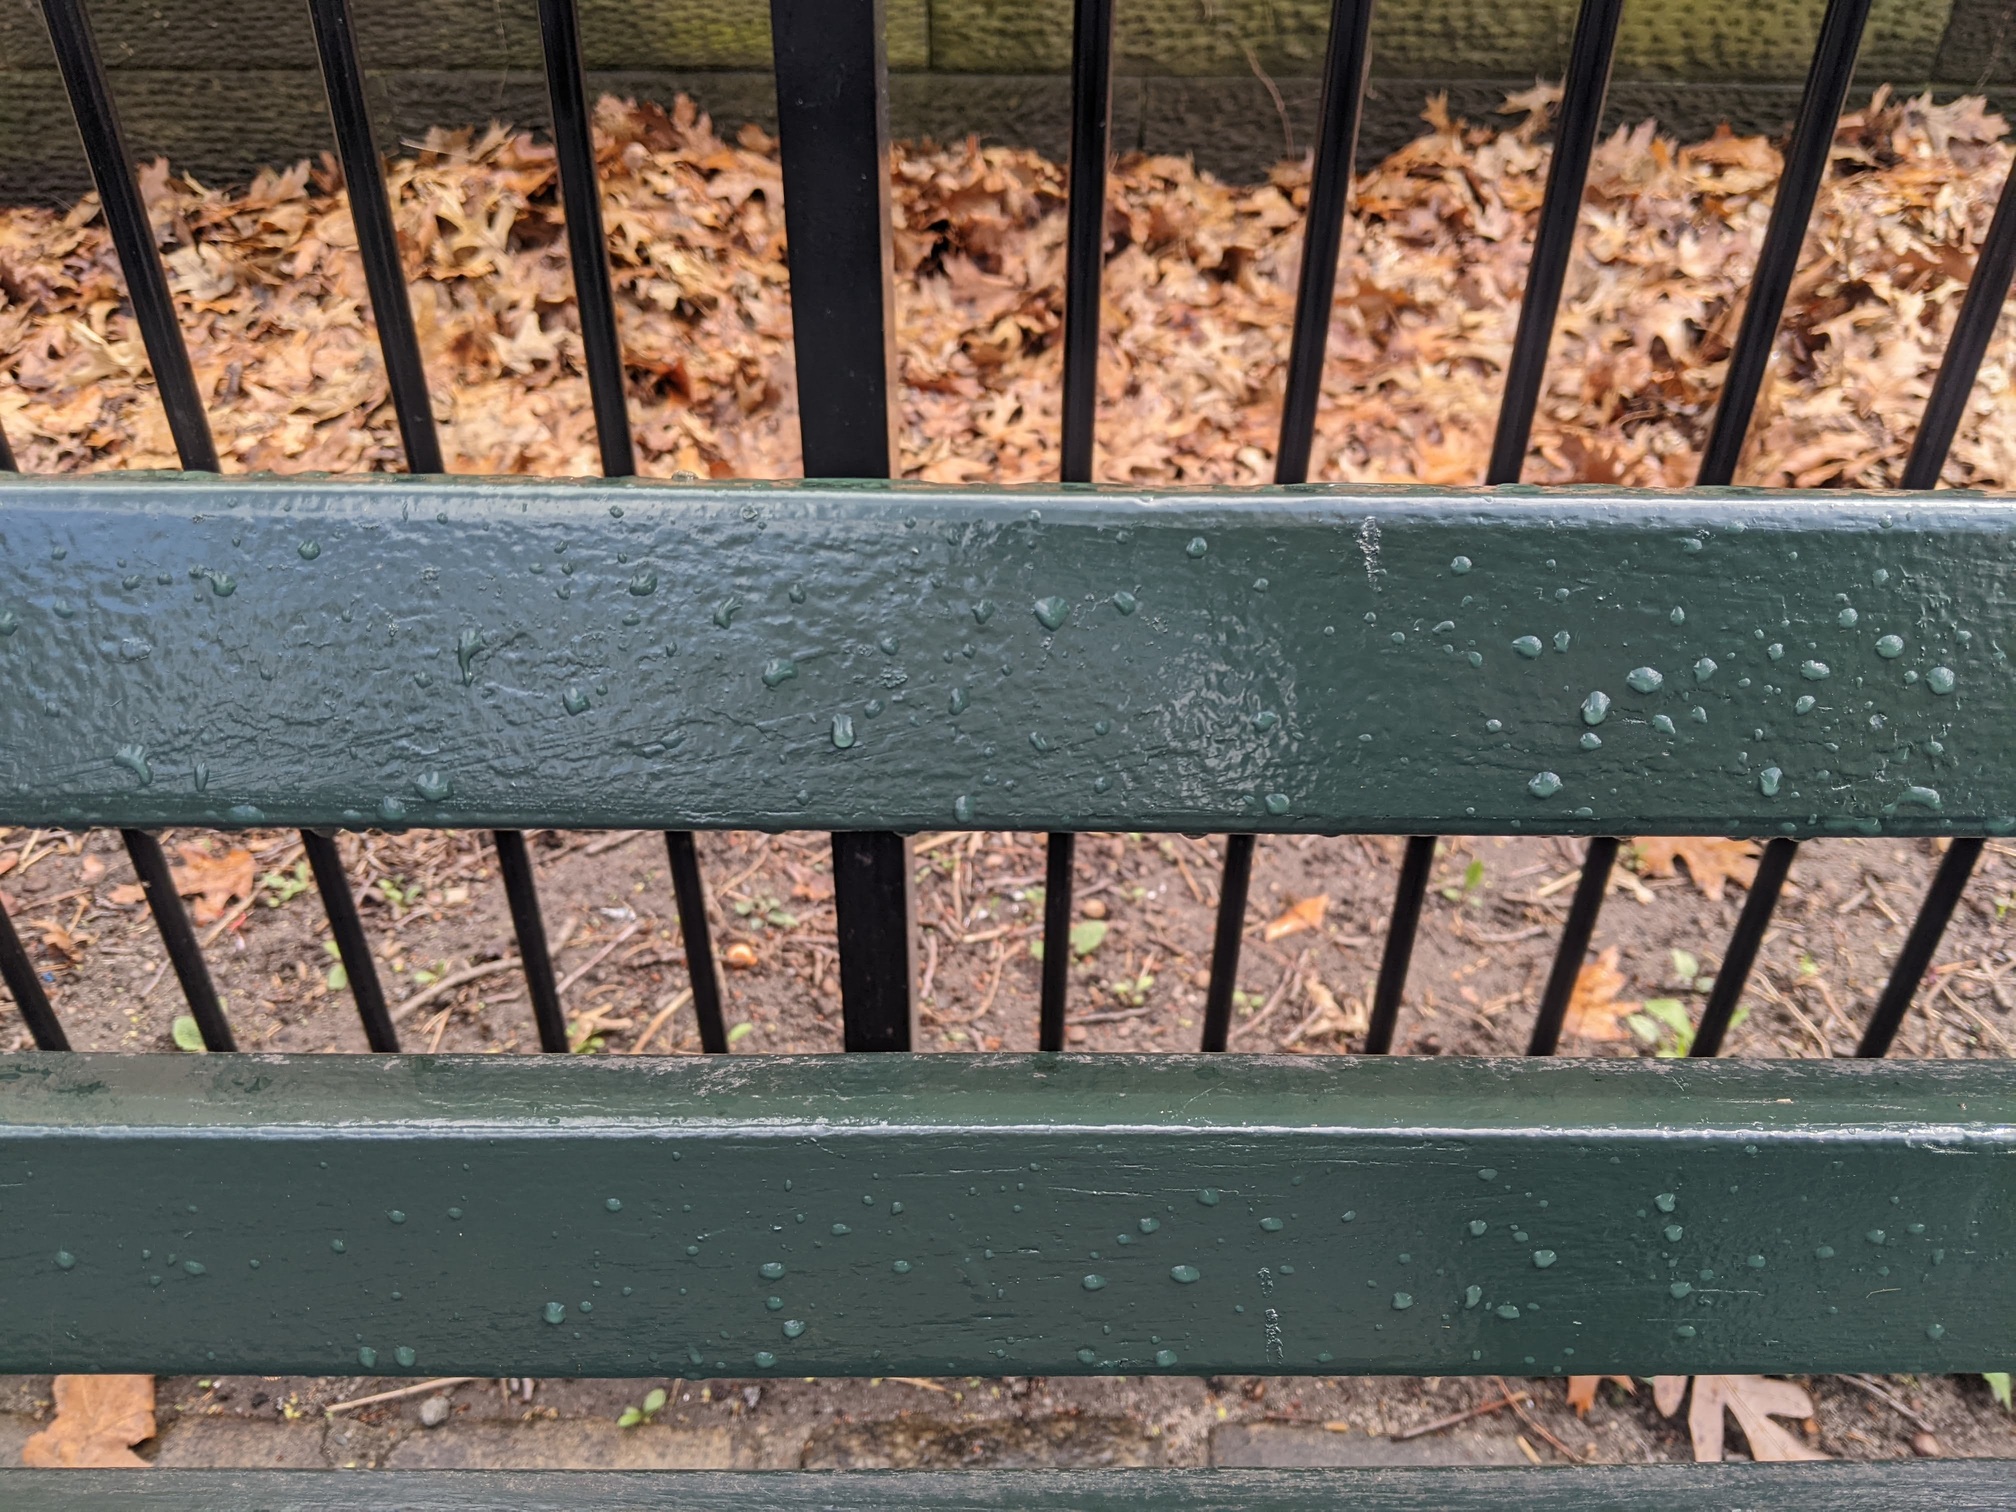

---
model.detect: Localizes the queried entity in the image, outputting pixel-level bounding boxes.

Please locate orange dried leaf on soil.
[169,844,257,924]
[30,917,88,963]
[722,941,760,970]
[1565,1374,1637,1416]
[21,1374,156,1468]
[1263,894,1329,943]
[1562,946,1635,1042]
[1631,838,1760,902]
[1682,1375,1828,1464]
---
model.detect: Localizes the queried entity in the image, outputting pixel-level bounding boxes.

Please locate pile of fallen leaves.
[0,86,2010,486]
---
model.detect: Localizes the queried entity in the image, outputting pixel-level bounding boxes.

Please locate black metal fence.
[2,0,2014,1064]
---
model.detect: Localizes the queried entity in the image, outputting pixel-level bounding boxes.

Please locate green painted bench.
[5,0,2016,1505]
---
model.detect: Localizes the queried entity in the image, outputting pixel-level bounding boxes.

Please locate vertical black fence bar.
[772,0,915,1050]
[122,831,235,1051]
[1274,0,1375,485]
[1484,0,1624,485]
[301,0,458,1046]
[1363,835,1434,1053]
[40,0,219,473]
[1479,0,1630,1055]
[1903,165,2016,490]
[831,832,916,1052]
[1696,0,1871,487]
[1845,166,2016,1057]
[0,895,69,1050]
[1201,0,1374,1043]
[535,0,728,1049]
[1039,833,1077,1051]
[1199,834,1256,1051]
[306,0,442,474]
[1688,836,1798,1057]
[493,831,569,1053]
[1039,0,1116,1047]
[301,832,398,1052]
[1857,838,1984,1057]
[1525,835,1617,1056]
[44,0,239,1049]
[535,0,635,479]
[664,832,728,1053]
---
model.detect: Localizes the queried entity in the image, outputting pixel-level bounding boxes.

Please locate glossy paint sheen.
[2,1463,2012,1511]
[0,477,2011,837]
[2,1053,2011,1378]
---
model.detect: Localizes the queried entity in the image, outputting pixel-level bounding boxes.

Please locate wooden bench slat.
[4,1053,2011,1379]
[2,476,2012,837]
[1,1463,2011,1510]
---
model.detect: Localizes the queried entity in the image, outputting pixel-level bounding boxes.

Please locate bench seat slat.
[0,1463,2010,1510]
[2,477,2012,837]
[3,1054,2011,1379]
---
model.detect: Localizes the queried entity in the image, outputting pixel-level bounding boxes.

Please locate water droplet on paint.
[1528,772,1562,798]
[1392,1292,1414,1310]
[1533,1250,1556,1268]
[55,1251,75,1270]
[1876,635,1904,658]
[1795,696,1815,714]
[1655,1193,1676,1212]
[1112,590,1137,615]
[1185,537,1208,558]
[358,1347,377,1367]
[1513,636,1543,658]
[1264,794,1290,815]
[831,716,856,750]
[1652,714,1676,735]
[1759,767,1782,797]
[1581,691,1610,726]
[954,795,975,822]
[1580,733,1602,751]
[1626,667,1663,694]
[1082,1274,1107,1291]
[1171,1264,1201,1283]
[543,1302,565,1323]
[562,686,591,716]
[1927,666,1956,695]
[762,659,797,689]
[1800,660,1831,681]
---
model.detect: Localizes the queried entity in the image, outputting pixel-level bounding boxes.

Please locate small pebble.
[1080,898,1108,920]
[1911,1431,1942,1457]
[418,1396,451,1428]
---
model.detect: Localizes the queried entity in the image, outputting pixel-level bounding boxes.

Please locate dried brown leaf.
[1562,946,1636,1042]
[1632,839,1761,902]
[1685,1375,1828,1463]
[1564,1374,1636,1416]
[21,1374,156,1468]
[1263,894,1328,943]
[170,844,257,925]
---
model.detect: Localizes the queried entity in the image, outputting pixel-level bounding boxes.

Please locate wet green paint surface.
[3,1054,2011,1378]
[1,476,2012,838]
[2,1463,2010,1510]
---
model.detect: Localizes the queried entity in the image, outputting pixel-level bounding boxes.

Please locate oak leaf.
[1657,1375,1828,1463]
[1632,839,1760,902]
[1562,946,1636,1042]
[170,844,258,924]
[1564,1374,1636,1416]
[21,1374,156,1468]
[1263,894,1329,943]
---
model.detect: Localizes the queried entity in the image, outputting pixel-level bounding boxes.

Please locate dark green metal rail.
[2,476,2013,838]
[3,1054,2013,1378]
[7,1463,2014,1510]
